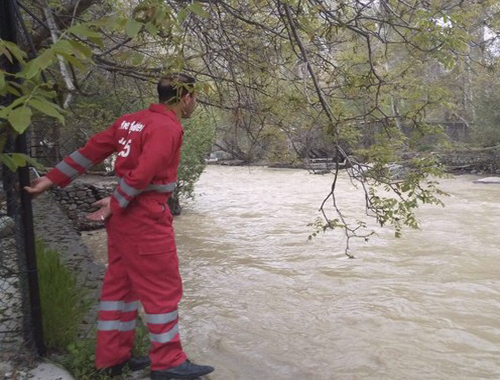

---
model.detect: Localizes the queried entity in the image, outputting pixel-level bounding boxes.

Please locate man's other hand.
[24,176,54,198]
[87,197,112,221]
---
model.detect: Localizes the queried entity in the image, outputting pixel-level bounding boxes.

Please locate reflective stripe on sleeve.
[115,178,177,194]
[55,161,79,180]
[147,182,177,193]
[113,189,130,209]
[119,179,142,197]
[149,323,179,344]
[99,300,139,312]
[69,151,93,169]
[97,319,136,332]
[144,310,178,325]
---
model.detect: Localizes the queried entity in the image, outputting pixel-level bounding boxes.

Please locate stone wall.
[0,205,23,357]
[32,192,105,334]
[51,176,116,231]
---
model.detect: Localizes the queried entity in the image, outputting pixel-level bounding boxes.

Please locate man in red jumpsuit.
[25,74,215,380]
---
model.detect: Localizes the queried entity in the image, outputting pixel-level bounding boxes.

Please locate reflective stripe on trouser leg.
[96,299,139,369]
[95,238,139,370]
[123,246,186,371]
[97,319,137,332]
[146,309,184,371]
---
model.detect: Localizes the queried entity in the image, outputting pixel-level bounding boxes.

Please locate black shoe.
[99,356,151,376]
[150,360,215,379]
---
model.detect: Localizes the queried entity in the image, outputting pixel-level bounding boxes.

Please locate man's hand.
[24,176,54,198]
[86,196,112,221]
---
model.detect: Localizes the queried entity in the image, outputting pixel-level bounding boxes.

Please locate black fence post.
[1,0,46,356]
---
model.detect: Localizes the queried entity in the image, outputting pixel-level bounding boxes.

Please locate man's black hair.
[157,73,196,104]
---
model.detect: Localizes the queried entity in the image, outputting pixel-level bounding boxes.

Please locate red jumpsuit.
[46,104,187,371]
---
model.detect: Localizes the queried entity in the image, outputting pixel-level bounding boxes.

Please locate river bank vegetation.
[1,0,500,255]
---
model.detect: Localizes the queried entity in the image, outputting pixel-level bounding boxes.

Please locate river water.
[83,166,500,380]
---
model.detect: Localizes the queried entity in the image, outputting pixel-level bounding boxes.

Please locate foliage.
[58,337,107,380]
[56,320,149,379]
[0,152,43,172]
[471,68,500,147]
[1,0,500,254]
[36,240,89,351]
[175,109,216,201]
[131,318,150,358]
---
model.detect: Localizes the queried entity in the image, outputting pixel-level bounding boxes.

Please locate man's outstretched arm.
[24,122,117,206]
[45,123,117,188]
[24,176,54,198]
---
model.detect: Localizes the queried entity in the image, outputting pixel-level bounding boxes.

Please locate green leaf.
[88,35,104,47]
[62,54,85,71]
[0,71,5,90]
[54,40,77,56]
[0,153,18,172]
[8,106,32,133]
[0,40,27,64]
[9,96,29,110]
[11,153,27,167]
[22,61,38,79]
[0,106,10,119]
[6,85,21,97]
[177,9,188,23]
[21,50,54,79]
[126,19,142,38]
[68,40,93,58]
[68,24,102,38]
[189,3,209,18]
[28,99,65,124]
[0,44,13,63]
[144,22,158,35]
[9,153,44,170]
[22,154,44,170]
[37,49,55,69]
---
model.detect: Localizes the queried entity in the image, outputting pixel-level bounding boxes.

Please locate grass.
[37,239,150,378]
[57,321,150,379]
[36,240,89,352]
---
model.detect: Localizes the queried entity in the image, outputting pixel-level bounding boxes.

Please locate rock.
[68,204,78,211]
[473,177,500,184]
[29,362,75,379]
[0,216,15,237]
[76,191,87,197]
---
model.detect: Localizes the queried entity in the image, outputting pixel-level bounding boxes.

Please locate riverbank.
[209,145,500,175]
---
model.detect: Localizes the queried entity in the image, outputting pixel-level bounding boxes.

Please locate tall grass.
[37,240,150,378]
[36,240,88,351]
